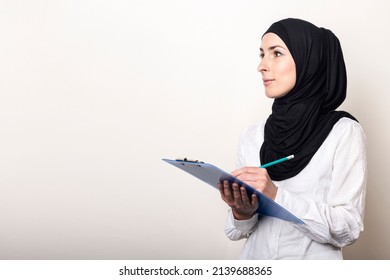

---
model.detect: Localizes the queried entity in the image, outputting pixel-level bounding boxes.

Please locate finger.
[251,193,259,207]
[231,168,244,177]
[235,166,269,176]
[217,182,225,198]
[223,180,234,203]
[240,187,251,205]
[232,183,243,205]
[218,182,225,192]
[231,166,259,176]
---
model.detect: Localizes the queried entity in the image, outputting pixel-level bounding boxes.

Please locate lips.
[262,79,275,86]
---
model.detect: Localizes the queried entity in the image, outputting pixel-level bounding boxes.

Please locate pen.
[260,155,294,168]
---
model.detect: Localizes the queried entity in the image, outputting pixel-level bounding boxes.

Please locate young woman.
[218,18,367,259]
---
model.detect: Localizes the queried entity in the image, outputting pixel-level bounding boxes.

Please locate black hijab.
[259,18,357,181]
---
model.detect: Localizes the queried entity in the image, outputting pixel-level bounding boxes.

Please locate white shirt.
[225,117,367,259]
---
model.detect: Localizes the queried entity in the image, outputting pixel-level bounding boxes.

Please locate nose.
[258,58,268,73]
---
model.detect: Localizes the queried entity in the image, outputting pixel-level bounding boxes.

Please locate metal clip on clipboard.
[175,158,205,166]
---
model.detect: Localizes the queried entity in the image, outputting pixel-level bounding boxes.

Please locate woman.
[218,18,367,259]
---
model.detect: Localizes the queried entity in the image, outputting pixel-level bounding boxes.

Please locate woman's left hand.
[231,167,278,201]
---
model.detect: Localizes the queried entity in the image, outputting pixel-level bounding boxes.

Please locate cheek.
[281,63,296,91]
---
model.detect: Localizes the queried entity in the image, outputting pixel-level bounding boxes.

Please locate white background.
[0,0,389,259]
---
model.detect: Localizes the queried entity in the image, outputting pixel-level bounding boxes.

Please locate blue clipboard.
[162,158,304,224]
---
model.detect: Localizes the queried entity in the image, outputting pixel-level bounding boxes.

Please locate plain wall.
[0,0,389,259]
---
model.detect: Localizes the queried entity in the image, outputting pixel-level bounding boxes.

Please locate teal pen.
[260,155,294,168]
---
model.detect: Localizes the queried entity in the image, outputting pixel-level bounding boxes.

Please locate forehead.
[261,33,288,50]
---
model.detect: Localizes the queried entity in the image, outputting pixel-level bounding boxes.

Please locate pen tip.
[287,155,294,160]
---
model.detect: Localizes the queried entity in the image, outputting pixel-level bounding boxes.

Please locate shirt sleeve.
[275,120,367,247]
[225,209,259,241]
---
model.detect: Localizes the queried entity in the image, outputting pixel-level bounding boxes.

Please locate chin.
[265,92,279,99]
[264,90,289,99]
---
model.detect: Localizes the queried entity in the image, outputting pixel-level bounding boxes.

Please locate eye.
[259,53,264,59]
[274,50,283,57]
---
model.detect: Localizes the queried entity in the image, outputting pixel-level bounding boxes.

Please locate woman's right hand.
[218,180,258,220]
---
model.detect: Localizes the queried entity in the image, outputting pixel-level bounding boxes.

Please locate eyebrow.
[259,45,286,52]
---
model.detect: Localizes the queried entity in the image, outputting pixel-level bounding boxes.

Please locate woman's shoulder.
[329,117,366,145]
[332,117,365,135]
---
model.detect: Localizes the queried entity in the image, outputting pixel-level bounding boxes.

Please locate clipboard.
[162,158,304,224]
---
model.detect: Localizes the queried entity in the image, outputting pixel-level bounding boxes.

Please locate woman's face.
[258,33,296,99]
